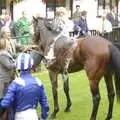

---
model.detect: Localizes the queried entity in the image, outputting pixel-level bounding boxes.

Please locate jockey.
[0,53,49,120]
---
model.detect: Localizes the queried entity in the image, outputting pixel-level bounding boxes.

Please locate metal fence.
[103,27,120,42]
[90,27,120,42]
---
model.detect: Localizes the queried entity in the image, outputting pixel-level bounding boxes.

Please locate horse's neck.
[39,20,75,57]
[40,23,57,46]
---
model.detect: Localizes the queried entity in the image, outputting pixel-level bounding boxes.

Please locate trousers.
[15,109,38,120]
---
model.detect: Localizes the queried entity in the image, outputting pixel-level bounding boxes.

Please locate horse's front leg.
[49,70,59,119]
[62,72,72,112]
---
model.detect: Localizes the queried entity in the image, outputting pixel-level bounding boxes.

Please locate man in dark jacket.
[0,38,15,120]
[73,5,81,25]
[74,11,88,36]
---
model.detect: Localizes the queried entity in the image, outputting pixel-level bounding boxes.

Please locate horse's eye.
[41,45,44,51]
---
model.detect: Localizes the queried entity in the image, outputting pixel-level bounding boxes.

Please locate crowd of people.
[0,8,31,46]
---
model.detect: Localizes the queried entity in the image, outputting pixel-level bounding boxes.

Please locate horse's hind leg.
[104,72,115,120]
[85,60,101,120]
[89,79,101,120]
[62,72,72,112]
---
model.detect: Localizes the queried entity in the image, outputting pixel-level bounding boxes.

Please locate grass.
[33,67,120,120]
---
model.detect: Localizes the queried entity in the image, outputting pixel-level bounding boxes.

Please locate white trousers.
[15,109,38,120]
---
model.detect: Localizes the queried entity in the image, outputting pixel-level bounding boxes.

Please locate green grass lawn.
[33,67,120,120]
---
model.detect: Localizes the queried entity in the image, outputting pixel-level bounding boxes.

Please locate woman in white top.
[45,7,74,67]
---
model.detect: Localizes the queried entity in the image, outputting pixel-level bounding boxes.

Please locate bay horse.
[32,17,120,120]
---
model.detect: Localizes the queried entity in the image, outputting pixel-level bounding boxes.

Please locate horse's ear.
[33,16,37,22]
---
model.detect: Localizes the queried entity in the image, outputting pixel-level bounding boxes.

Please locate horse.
[32,17,120,120]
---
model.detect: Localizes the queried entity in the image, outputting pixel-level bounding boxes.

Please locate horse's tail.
[109,44,120,102]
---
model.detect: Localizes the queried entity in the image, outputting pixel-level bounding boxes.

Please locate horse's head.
[32,16,41,44]
[32,16,55,55]
[32,16,46,52]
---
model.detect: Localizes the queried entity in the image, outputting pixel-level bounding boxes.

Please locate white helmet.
[16,53,34,71]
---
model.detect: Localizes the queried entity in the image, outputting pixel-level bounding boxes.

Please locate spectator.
[74,11,88,37]
[95,14,112,34]
[102,14,113,33]
[0,15,5,30]
[4,10,12,28]
[106,9,118,27]
[0,52,49,120]
[16,11,31,45]
[50,7,70,35]
[0,38,15,120]
[0,38,15,103]
[73,5,81,25]
[0,27,16,57]
[0,8,6,21]
[0,27,25,58]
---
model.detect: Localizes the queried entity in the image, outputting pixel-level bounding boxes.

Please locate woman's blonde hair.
[56,7,67,16]
[81,11,87,16]
[0,38,6,50]
[0,27,10,38]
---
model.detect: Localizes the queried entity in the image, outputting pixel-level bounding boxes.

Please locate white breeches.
[15,109,38,120]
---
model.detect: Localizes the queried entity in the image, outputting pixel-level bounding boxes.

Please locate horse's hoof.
[50,113,56,120]
[50,117,57,120]
[64,107,71,112]
[64,103,72,112]
[105,117,111,120]
[105,115,112,120]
